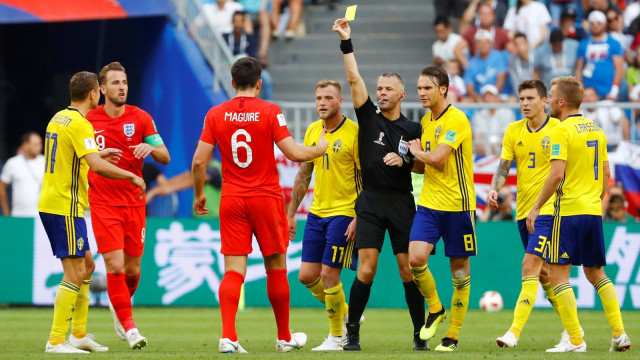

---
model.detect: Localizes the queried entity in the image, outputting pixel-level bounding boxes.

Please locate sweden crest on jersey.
[435,125,441,140]
[332,138,342,156]
[124,123,135,137]
[541,136,550,150]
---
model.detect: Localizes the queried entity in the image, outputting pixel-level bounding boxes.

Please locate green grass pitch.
[0,306,637,359]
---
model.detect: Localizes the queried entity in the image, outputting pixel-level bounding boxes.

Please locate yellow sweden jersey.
[38,108,99,217]
[304,117,361,218]
[501,116,560,220]
[418,104,476,211]
[540,114,608,216]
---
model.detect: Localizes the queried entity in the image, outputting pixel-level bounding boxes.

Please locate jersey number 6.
[231,129,253,168]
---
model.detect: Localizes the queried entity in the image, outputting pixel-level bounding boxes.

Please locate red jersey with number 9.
[200,96,291,198]
[87,105,158,207]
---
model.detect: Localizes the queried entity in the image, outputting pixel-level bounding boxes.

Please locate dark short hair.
[420,65,449,98]
[550,28,564,43]
[232,10,246,19]
[20,131,39,145]
[518,79,547,99]
[99,61,126,85]
[513,32,527,41]
[433,16,450,28]
[69,71,98,102]
[231,57,262,90]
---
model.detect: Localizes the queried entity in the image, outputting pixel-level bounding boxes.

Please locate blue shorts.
[301,213,358,270]
[409,206,477,258]
[40,212,90,258]
[547,215,606,267]
[517,215,553,258]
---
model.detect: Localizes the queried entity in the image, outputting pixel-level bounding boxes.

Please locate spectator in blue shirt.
[464,29,508,102]
[534,28,579,90]
[575,10,624,100]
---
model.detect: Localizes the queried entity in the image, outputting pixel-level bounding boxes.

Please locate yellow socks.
[554,283,583,345]
[49,281,80,345]
[542,282,560,315]
[71,279,91,339]
[410,264,443,313]
[305,277,325,304]
[509,276,539,338]
[325,283,346,336]
[445,276,470,340]
[595,277,625,338]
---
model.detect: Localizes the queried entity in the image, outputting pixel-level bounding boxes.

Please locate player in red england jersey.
[87,62,171,350]
[192,57,328,354]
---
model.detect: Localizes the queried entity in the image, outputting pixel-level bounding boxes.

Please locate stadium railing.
[172,0,235,98]
[276,101,640,154]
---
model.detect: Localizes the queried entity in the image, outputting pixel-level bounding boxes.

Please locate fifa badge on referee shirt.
[399,136,410,163]
[124,123,135,137]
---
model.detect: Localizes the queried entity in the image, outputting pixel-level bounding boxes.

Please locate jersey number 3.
[232,129,253,168]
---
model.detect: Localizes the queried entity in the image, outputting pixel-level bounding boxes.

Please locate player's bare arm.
[276,133,328,162]
[84,152,146,195]
[344,216,357,242]
[0,181,9,215]
[602,161,610,200]
[488,159,513,210]
[526,159,566,233]
[333,18,367,108]
[99,147,123,164]
[407,139,452,167]
[411,159,425,174]
[287,162,314,240]
[128,143,171,165]
[191,140,214,215]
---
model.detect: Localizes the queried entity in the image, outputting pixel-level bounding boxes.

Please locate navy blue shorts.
[301,213,357,270]
[40,212,90,258]
[517,215,553,258]
[409,206,477,258]
[547,215,606,266]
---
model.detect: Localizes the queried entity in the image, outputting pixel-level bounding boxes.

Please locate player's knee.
[357,267,376,283]
[298,271,318,286]
[320,266,341,286]
[408,255,427,269]
[84,259,96,277]
[584,266,605,285]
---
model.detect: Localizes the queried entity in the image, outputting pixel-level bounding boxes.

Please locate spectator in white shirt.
[0,132,44,217]
[472,84,516,155]
[198,0,244,35]
[503,0,552,49]
[432,16,468,68]
[581,86,629,151]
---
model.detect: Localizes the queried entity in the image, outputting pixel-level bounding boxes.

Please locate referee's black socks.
[348,277,372,326]
[404,281,426,333]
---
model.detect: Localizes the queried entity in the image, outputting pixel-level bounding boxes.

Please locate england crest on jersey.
[123,123,135,137]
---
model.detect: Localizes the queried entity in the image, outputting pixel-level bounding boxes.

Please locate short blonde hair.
[316,79,342,95]
[551,76,583,109]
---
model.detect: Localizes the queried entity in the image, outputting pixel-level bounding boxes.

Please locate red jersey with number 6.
[87,105,158,207]
[200,96,291,198]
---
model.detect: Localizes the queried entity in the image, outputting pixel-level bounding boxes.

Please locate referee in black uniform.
[333,17,427,351]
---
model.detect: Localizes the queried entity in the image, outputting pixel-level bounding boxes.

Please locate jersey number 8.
[231,129,253,168]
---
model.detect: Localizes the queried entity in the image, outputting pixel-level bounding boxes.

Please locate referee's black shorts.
[355,189,415,254]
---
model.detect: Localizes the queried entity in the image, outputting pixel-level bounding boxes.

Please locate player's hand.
[129,143,154,159]
[345,217,357,242]
[487,190,499,210]
[193,193,208,215]
[383,152,403,167]
[129,175,146,199]
[333,18,351,40]
[408,139,423,155]
[526,207,540,234]
[316,130,329,154]
[99,148,123,164]
[288,215,297,241]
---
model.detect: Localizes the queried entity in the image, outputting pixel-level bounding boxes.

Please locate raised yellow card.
[345,5,357,21]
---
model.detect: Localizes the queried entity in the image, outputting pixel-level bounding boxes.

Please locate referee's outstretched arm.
[333,18,367,109]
